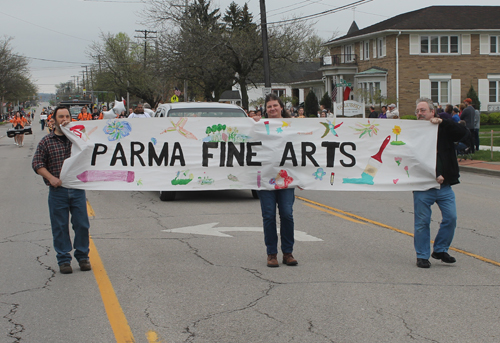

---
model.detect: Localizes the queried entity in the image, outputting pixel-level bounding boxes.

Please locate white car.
[153,102,247,118]
[153,102,258,201]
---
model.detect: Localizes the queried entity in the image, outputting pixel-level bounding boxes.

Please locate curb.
[460,165,500,177]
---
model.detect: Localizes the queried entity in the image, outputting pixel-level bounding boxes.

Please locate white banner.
[60,117,438,192]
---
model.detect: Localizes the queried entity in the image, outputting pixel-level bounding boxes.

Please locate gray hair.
[416,97,434,111]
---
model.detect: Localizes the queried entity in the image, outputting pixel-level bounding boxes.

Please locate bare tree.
[90,32,164,107]
[0,37,37,106]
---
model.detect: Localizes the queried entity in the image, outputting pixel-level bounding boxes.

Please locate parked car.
[153,102,258,201]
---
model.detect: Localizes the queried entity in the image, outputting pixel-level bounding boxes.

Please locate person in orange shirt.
[98,105,107,120]
[10,112,28,147]
[77,107,91,121]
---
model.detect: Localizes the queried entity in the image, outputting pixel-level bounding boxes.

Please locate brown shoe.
[267,254,279,268]
[79,259,92,271]
[282,253,298,266]
[59,263,73,274]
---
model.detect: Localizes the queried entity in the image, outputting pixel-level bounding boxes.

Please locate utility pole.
[260,0,271,90]
[135,29,157,69]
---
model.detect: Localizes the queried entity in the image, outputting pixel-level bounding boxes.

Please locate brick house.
[320,5,500,116]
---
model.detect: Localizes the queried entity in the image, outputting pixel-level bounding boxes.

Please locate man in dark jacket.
[413,97,469,268]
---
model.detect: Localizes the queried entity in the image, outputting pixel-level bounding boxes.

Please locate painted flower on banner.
[269,169,293,189]
[103,120,132,141]
[390,125,406,145]
[394,157,402,166]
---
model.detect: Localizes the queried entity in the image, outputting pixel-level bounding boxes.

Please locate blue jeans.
[257,188,295,255]
[413,184,457,259]
[48,187,90,265]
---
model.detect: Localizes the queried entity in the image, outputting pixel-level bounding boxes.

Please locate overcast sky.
[1,0,498,94]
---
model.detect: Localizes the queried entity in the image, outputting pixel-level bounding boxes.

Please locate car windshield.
[167,108,246,117]
[69,106,82,118]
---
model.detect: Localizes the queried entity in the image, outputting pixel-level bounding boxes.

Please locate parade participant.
[255,93,297,267]
[32,106,91,274]
[98,106,107,120]
[10,112,28,147]
[40,111,47,131]
[77,107,91,121]
[92,107,100,120]
[128,103,150,118]
[413,98,469,268]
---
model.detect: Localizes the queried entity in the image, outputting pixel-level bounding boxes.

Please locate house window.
[345,44,354,62]
[491,36,499,53]
[377,37,386,57]
[359,81,382,103]
[490,81,499,102]
[421,36,459,54]
[272,89,285,98]
[431,81,449,103]
[364,41,370,59]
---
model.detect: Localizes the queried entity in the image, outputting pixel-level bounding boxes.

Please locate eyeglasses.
[415,108,428,115]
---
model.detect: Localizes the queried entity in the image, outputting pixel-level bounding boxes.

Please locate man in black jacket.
[460,98,475,152]
[413,97,469,268]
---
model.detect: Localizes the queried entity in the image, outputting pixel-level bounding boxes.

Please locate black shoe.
[79,259,92,271]
[416,258,431,268]
[59,263,73,274]
[431,251,456,263]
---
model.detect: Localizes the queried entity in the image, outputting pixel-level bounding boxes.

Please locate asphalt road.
[1,104,499,343]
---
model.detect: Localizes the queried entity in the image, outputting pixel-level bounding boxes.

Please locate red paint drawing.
[77,170,135,183]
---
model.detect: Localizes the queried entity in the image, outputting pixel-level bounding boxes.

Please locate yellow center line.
[87,201,136,343]
[303,203,366,225]
[297,195,500,268]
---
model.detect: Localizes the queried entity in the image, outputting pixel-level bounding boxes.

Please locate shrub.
[489,112,500,125]
[466,85,481,111]
[400,115,417,120]
[480,113,490,125]
[319,92,332,112]
[304,90,319,117]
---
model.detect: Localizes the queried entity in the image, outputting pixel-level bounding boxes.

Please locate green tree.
[304,90,319,117]
[145,0,314,108]
[466,85,481,110]
[222,2,262,109]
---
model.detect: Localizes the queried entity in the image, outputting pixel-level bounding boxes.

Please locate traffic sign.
[171,95,179,103]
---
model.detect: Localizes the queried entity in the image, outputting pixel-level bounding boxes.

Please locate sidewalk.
[459,159,500,177]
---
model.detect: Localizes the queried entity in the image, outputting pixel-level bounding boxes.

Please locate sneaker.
[267,254,279,268]
[282,253,298,266]
[416,258,431,268]
[431,251,456,263]
[79,259,92,271]
[59,263,73,274]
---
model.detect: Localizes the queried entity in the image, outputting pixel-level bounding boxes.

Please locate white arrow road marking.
[162,222,323,242]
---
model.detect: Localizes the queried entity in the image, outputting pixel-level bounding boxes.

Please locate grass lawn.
[469,150,500,162]
[479,125,500,147]
[479,125,500,133]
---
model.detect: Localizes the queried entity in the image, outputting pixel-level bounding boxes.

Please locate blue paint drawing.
[313,168,326,180]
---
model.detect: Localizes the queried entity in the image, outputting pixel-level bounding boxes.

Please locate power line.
[83,0,144,2]
[0,10,92,42]
[135,29,157,68]
[27,57,88,64]
[265,0,373,25]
